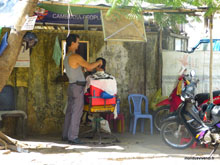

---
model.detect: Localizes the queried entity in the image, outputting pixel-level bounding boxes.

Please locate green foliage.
[154,12,188,32]
[145,0,220,31]
[106,0,144,20]
[71,0,99,4]
[70,0,220,31]
[147,0,184,8]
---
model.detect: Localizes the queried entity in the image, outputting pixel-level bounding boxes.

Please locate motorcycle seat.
[195,90,220,106]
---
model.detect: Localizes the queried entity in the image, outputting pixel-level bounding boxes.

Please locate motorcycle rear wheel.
[161,120,194,149]
[153,106,170,132]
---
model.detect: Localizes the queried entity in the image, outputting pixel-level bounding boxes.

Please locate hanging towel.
[52,36,62,66]
[0,32,8,56]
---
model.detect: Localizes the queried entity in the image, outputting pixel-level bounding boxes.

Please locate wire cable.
[67,1,73,37]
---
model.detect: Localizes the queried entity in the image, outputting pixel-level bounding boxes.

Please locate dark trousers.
[62,84,84,140]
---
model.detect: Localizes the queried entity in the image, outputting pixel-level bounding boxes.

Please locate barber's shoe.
[61,137,68,141]
[68,138,85,145]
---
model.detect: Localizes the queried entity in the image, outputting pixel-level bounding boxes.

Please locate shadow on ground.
[19,132,220,158]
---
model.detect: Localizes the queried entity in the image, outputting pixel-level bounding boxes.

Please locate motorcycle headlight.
[184,84,195,98]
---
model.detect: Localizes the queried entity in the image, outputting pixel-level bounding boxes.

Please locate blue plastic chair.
[128,94,153,135]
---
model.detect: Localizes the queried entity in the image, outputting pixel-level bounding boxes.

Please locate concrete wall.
[4,30,160,135]
[162,31,188,51]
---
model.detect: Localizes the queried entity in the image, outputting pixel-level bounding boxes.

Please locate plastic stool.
[106,113,125,133]
[180,138,209,149]
[180,138,197,148]
[105,98,125,133]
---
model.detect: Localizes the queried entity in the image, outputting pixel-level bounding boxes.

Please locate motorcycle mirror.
[190,70,195,77]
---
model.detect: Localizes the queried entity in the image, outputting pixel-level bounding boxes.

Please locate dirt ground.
[1,131,220,165]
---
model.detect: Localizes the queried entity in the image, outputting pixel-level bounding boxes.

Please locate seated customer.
[84,57,118,123]
[86,58,113,79]
[84,57,117,97]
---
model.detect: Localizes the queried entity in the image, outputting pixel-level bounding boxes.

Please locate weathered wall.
[98,33,159,125]
[4,30,159,135]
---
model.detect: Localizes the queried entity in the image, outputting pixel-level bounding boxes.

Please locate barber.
[62,34,102,144]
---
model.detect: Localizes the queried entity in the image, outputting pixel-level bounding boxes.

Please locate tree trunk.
[0,0,39,92]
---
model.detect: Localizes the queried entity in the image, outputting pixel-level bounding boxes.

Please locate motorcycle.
[160,70,220,156]
[153,72,187,132]
[153,71,220,132]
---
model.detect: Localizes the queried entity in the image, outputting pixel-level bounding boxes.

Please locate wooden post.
[0,0,39,91]
[209,15,213,103]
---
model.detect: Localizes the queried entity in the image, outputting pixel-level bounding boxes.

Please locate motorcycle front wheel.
[161,120,194,149]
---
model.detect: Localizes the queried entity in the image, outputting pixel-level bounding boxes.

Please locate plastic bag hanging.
[0,32,8,56]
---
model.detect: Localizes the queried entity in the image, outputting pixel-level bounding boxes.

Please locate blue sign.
[35,8,101,25]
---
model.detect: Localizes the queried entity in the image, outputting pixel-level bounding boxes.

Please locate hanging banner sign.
[21,16,38,31]
[35,7,101,25]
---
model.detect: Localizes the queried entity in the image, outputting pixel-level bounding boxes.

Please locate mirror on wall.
[61,40,89,75]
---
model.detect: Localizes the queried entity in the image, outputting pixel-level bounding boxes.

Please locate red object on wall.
[89,85,116,106]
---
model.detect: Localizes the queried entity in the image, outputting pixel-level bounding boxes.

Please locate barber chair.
[81,85,119,144]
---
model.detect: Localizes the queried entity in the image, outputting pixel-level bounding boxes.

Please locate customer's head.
[96,57,106,71]
[66,34,80,52]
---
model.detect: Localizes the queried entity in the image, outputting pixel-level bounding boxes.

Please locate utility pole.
[209,14,213,103]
